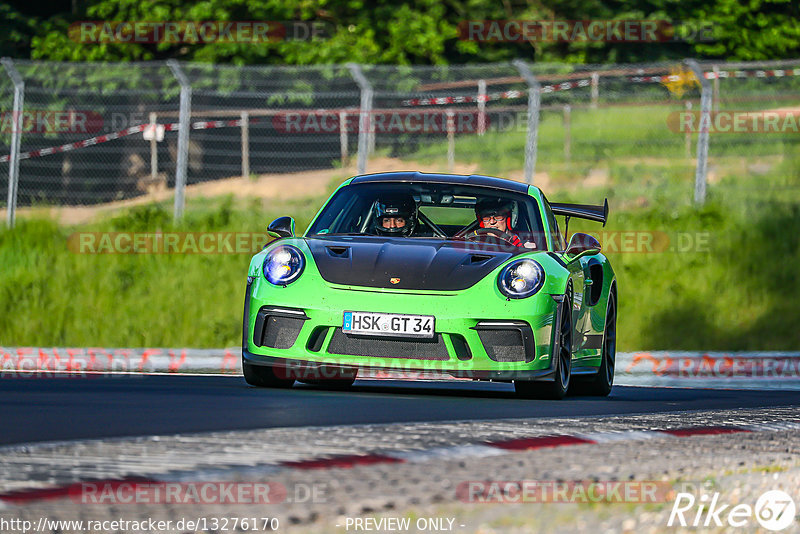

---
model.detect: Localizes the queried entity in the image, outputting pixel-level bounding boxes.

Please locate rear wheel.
[515,293,572,400]
[242,359,295,388]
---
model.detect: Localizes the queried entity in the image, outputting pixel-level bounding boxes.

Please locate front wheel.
[515,293,572,400]
[577,293,616,396]
[242,359,295,388]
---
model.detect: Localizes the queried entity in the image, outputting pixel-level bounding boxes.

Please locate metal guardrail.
[3,347,800,390]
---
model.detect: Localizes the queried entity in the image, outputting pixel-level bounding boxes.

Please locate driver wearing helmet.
[472,198,536,249]
[373,194,418,237]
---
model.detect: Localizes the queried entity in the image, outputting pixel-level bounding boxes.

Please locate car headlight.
[497,259,545,299]
[262,245,305,285]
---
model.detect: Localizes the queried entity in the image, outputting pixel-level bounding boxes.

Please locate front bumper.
[244,274,560,380]
[242,350,556,381]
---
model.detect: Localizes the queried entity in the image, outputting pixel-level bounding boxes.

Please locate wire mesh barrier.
[1,59,799,225]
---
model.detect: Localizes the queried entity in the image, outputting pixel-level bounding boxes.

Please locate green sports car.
[243,172,616,399]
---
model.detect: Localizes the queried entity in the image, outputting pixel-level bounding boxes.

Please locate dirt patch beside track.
[2,157,532,226]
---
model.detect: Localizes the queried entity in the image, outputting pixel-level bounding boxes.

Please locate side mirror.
[267,216,295,238]
[565,232,601,260]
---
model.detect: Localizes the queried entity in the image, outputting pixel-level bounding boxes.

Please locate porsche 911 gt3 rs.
[243,172,616,399]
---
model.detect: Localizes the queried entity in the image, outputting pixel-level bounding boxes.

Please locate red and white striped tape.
[631,68,800,84]
[0,117,250,164]
[0,124,147,164]
[401,67,800,108]
[401,79,591,107]
[540,79,592,93]
[402,90,523,107]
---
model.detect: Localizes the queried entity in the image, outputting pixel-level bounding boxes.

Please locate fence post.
[367,93,376,156]
[339,111,349,167]
[347,63,373,175]
[1,58,24,228]
[240,111,250,179]
[684,101,692,158]
[446,109,455,172]
[167,60,191,220]
[512,60,541,185]
[477,79,487,136]
[562,105,572,163]
[685,59,711,205]
[149,112,158,180]
[590,72,599,109]
[712,64,720,111]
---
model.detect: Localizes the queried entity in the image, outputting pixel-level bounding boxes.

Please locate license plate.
[343,311,435,339]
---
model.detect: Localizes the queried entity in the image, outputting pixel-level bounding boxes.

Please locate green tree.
[7,0,800,64]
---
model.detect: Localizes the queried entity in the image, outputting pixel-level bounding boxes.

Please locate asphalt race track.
[2,375,800,446]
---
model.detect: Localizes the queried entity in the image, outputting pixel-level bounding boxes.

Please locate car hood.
[304,236,518,291]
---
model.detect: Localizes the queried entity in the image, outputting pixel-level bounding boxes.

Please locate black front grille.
[258,316,305,349]
[328,329,449,360]
[478,329,527,362]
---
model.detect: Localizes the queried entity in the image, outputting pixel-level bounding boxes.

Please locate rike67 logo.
[668,489,796,531]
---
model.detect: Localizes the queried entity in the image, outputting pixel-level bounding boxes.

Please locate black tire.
[579,292,617,396]
[242,359,295,388]
[515,292,573,400]
[298,366,357,388]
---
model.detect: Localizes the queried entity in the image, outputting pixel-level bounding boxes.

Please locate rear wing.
[551,199,609,227]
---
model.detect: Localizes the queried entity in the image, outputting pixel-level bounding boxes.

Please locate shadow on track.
[3,375,800,445]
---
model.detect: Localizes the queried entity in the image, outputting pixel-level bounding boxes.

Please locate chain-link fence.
[1,58,799,225]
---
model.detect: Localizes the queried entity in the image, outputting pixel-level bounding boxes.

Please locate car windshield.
[306,182,546,249]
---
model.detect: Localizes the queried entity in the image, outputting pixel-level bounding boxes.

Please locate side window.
[543,199,565,251]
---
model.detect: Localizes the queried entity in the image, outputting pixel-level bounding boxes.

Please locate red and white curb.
[1,421,798,504]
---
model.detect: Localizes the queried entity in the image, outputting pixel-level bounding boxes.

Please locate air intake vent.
[259,316,305,349]
[468,254,493,264]
[328,329,449,360]
[326,246,350,257]
[253,307,308,349]
[478,329,526,362]
[474,322,535,363]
